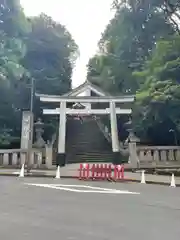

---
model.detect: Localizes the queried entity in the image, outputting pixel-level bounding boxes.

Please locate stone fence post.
[45,141,53,169]
[45,134,56,169]
[128,131,140,168]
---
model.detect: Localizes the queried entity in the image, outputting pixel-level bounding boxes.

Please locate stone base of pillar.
[56,153,66,167]
[112,151,123,165]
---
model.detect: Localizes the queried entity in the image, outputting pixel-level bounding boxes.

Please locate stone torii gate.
[36,82,135,165]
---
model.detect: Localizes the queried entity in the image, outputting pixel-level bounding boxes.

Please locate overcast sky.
[20,0,114,87]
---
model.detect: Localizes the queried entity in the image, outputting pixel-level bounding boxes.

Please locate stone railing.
[137,146,180,168]
[0,149,46,169]
[1,146,180,169]
[94,116,112,142]
[93,116,129,156]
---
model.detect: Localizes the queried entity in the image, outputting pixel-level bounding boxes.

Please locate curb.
[121,178,180,187]
[0,172,179,186]
[0,173,77,179]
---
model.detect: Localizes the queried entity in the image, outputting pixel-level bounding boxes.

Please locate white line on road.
[25,183,140,195]
[52,184,125,191]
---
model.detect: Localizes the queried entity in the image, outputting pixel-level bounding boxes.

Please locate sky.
[20,0,115,88]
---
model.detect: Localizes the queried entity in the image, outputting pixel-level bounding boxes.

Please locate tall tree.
[24,14,78,96]
[113,0,180,32]
[21,14,78,139]
[0,0,30,146]
[87,0,179,144]
[22,14,78,118]
[0,1,79,146]
[134,35,180,144]
[87,0,174,95]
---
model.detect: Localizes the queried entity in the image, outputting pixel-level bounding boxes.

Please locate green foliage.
[87,0,180,145]
[0,0,30,145]
[24,14,78,96]
[87,1,174,95]
[112,0,180,32]
[134,35,180,144]
[0,0,78,147]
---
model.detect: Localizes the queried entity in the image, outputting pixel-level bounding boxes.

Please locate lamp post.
[30,77,35,113]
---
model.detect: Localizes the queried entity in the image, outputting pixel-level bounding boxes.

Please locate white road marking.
[52,184,123,191]
[25,183,140,195]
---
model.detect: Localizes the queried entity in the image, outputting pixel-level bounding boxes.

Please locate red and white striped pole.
[79,163,83,180]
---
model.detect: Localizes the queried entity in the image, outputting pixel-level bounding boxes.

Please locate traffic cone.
[141,170,146,184]
[55,166,60,179]
[170,173,176,187]
[19,164,25,178]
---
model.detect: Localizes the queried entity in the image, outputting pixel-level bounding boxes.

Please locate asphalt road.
[0,177,180,240]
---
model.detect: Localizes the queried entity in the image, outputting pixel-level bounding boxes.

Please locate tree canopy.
[134,35,180,144]
[0,0,78,146]
[87,0,180,145]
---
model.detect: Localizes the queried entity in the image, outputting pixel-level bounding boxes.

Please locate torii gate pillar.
[110,101,120,164]
[57,102,66,166]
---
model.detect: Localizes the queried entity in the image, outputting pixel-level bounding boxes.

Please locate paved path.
[0,177,180,239]
[0,166,180,185]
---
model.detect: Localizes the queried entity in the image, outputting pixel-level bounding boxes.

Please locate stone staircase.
[65,116,114,163]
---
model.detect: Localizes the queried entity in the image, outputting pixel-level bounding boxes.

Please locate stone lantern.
[124,118,140,168]
[34,118,45,148]
[124,118,140,144]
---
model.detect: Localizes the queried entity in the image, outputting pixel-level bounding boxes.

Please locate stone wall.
[137,146,180,168]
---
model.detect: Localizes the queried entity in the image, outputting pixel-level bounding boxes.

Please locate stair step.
[65,117,113,164]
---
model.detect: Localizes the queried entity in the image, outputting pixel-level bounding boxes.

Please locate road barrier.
[79,163,124,181]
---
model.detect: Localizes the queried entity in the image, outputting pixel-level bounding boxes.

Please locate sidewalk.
[0,166,180,186]
[123,172,180,186]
